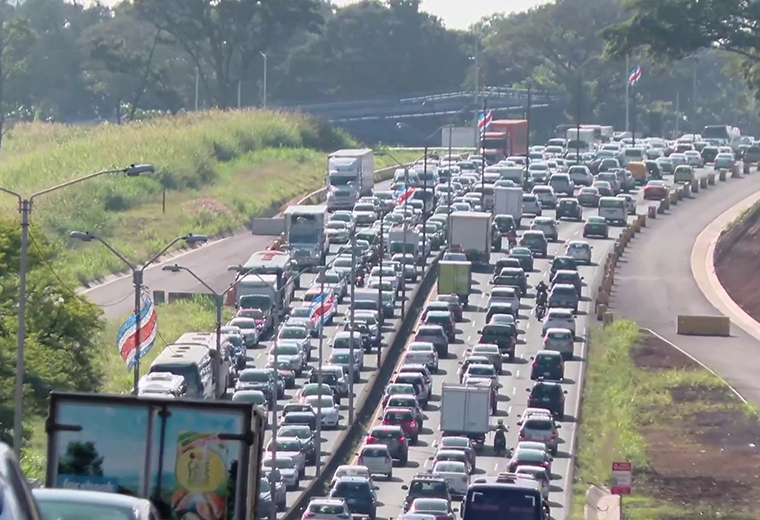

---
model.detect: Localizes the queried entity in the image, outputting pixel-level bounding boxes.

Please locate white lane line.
[256,353,262,359]
[515,370,520,378]
[525,322,531,331]
[512,387,516,396]
[493,462,499,471]
[507,406,512,417]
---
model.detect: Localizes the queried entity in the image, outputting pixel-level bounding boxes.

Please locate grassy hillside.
[0,111,356,283]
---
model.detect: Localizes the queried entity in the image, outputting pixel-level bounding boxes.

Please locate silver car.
[227,317,260,347]
[516,412,561,455]
[263,455,300,490]
[358,443,393,480]
[277,325,312,361]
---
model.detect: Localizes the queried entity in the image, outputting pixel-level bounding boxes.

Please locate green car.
[556,198,583,221]
[583,216,609,239]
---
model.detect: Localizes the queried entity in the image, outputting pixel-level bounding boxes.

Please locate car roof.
[33,488,150,508]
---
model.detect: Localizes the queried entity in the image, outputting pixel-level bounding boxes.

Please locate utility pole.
[625,55,630,132]
[401,167,408,320]
[692,57,698,135]
[576,72,582,159]
[348,233,356,424]
[481,100,487,193]
[447,124,453,214]
[473,40,480,146]
[632,83,637,146]
[675,91,680,137]
[421,146,428,271]
[526,85,532,164]
[260,52,268,109]
[315,270,324,475]
[376,211,384,367]
[269,305,279,520]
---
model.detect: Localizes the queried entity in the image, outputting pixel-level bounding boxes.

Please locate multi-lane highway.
[349,168,715,520]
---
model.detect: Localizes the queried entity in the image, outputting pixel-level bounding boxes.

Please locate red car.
[382,407,420,444]
[436,294,464,321]
[643,180,669,200]
[236,307,271,332]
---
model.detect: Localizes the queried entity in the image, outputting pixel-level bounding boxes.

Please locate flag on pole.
[394,183,416,205]
[307,289,337,327]
[116,294,158,372]
[477,110,493,136]
[628,65,642,86]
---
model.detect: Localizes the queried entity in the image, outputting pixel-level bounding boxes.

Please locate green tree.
[133,0,323,108]
[57,441,104,476]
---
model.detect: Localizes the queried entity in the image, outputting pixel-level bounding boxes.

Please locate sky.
[332,0,552,29]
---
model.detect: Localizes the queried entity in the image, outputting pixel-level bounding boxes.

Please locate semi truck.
[440,383,491,447]
[481,120,529,163]
[326,149,374,210]
[283,205,328,269]
[449,211,492,266]
[494,187,523,227]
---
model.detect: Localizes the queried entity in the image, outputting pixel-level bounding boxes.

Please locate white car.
[669,152,688,167]
[267,343,305,374]
[564,241,592,265]
[568,165,593,186]
[403,346,439,373]
[488,287,521,311]
[326,221,351,244]
[431,460,470,496]
[302,498,352,520]
[330,211,356,232]
[542,308,576,336]
[531,217,558,242]
[532,186,557,208]
[514,466,550,498]
[616,194,637,215]
[262,455,299,490]
[305,395,341,428]
[267,437,306,477]
[543,327,575,360]
[522,194,543,216]
[684,150,703,167]
[352,202,378,226]
[357,443,393,480]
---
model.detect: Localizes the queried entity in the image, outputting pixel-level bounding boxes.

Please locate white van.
[598,197,627,225]
[138,372,188,399]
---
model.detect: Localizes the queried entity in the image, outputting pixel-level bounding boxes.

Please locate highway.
[353,171,715,520]
[613,170,760,406]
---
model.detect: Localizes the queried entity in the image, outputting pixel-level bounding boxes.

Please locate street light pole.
[0,163,154,457]
[70,231,207,394]
[421,146,428,271]
[260,52,268,109]
[401,166,408,320]
[348,233,356,424]
[447,124,453,214]
[316,268,325,475]
[576,72,582,159]
[526,85,532,164]
[376,211,384,367]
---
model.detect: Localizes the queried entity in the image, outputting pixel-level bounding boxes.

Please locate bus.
[242,249,297,291]
[703,125,740,148]
[462,474,550,520]
[150,343,215,400]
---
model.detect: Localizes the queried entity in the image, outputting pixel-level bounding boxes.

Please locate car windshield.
[327,222,347,230]
[230,318,256,329]
[36,501,135,520]
[385,411,413,421]
[531,384,560,398]
[275,345,300,355]
[436,462,465,473]
[307,396,334,407]
[441,437,469,448]
[239,308,264,318]
[274,439,301,451]
[414,499,448,512]
[240,371,268,382]
[264,458,295,469]
[468,366,495,376]
[525,419,553,431]
[371,429,401,440]
[280,426,311,439]
[410,480,448,496]
[332,482,373,498]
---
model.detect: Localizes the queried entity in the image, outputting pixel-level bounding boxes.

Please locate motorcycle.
[493,429,507,456]
[535,303,547,321]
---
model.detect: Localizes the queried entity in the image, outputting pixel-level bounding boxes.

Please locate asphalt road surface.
[83,180,394,320]
[348,174,703,520]
[613,169,760,406]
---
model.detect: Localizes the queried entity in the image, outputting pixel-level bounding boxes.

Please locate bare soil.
[632,332,760,517]
[714,204,760,322]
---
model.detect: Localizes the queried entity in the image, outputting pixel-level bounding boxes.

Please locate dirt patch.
[715,201,760,322]
[669,384,735,405]
[632,330,699,370]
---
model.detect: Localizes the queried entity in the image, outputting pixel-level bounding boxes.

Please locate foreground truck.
[283,205,328,269]
[449,211,492,266]
[45,391,265,520]
[440,383,491,449]
[326,149,375,210]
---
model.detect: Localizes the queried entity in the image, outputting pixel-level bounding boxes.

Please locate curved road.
[612,171,760,406]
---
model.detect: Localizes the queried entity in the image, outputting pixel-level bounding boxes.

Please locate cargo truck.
[438,261,472,306]
[387,224,420,256]
[481,120,529,163]
[449,212,492,266]
[440,383,491,448]
[283,205,328,269]
[494,187,523,228]
[326,149,375,210]
[566,128,595,151]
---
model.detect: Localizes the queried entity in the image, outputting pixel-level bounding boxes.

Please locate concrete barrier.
[719,170,727,181]
[647,205,657,219]
[732,166,743,178]
[603,312,614,326]
[638,214,647,227]
[708,172,716,185]
[595,303,607,320]
[691,179,699,193]
[677,315,731,336]
[700,176,708,189]
[584,485,622,520]
[744,162,750,174]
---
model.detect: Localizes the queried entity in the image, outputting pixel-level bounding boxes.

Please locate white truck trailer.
[440,383,491,447]
[326,149,375,211]
[449,211,492,266]
[283,205,328,269]
[494,187,523,227]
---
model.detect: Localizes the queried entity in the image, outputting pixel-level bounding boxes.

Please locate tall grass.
[0,111,355,283]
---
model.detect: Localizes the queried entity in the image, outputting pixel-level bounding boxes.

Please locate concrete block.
[708,172,716,185]
[603,312,614,326]
[700,177,708,189]
[719,170,727,181]
[732,166,743,178]
[691,179,699,193]
[648,205,657,219]
[677,315,731,336]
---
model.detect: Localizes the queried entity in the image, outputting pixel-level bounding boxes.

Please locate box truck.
[438,261,472,306]
[449,212,492,266]
[440,383,491,447]
[494,187,523,227]
[284,205,328,269]
[326,149,374,210]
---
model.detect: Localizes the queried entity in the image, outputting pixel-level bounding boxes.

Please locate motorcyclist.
[493,419,508,454]
[535,280,548,298]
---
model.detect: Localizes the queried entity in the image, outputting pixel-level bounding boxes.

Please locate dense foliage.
[0,0,757,137]
[0,219,103,444]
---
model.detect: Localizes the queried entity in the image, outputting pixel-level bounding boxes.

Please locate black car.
[402,474,452,512]
[486,302,518,324]
[531,350,564,381]
[493,267,528,296]
[509,247,535,271]
[329,477,378,520]
[478,324,517,361]
[548,284,580,313]
[550,269,583,296]
[555,199,583,221]
[550,255,578,276]
[281,411,318,430]
[344,321,373,352]
[644,160,662,180]
[527,380,567,419]
[494,257,523,274]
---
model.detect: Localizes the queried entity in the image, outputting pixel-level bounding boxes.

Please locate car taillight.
[398,437,406,443]
[532,361,537,368]
[519,431,525,438]
[304,513,315,519]
[560,395,565,402]
[409,420,416,427]
[551,431,557,439]
[382,419,388,425]
[358,456,364,464]
[367,436,376,443]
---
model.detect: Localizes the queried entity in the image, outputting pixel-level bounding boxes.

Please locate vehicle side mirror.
[401,485,409,490]
[556,424,562,429]
[564,390,568,394]
[477,330,483,334]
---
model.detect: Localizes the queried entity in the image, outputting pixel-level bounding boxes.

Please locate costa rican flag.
[308,289,337,327]
[628,65,642,86]
[395,183,416,205]
[116,294,158,372]
[478,110,493,136]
